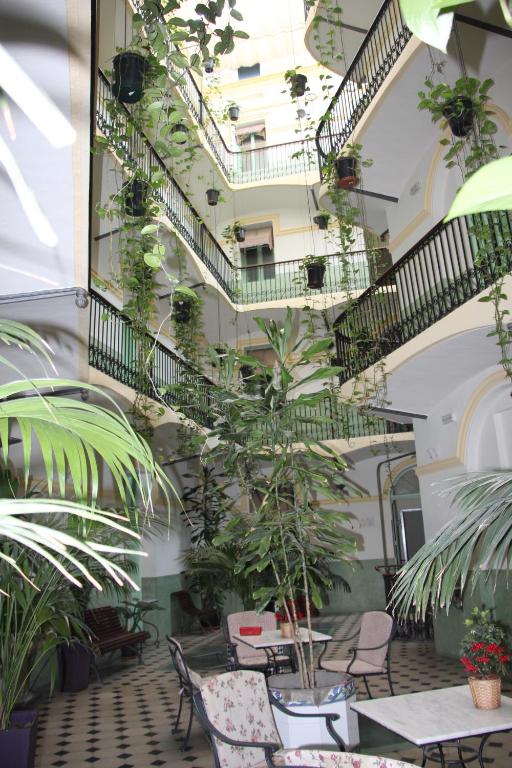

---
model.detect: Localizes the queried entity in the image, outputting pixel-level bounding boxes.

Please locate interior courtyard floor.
[34,613,512,768]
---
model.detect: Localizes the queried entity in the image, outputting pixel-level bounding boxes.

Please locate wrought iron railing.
[315,0,412,170]
[96,70,378,304]
[334,211,512,383]
[89,290,215,427]
[89,291,411,440]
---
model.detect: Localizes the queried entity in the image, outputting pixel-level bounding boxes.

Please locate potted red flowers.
[460,607,510,710]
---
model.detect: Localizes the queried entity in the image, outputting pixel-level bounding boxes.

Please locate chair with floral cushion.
[167,636,203,752]
[193,669,414,768]
[226,610,292,675]
[319,611,396,698]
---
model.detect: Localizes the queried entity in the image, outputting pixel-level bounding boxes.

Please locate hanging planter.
[125,178,148,217]
[204,58,214,74]
[442,97,475,138]
[303,256,327,289]
[288,73,308,98]
[335,156,359,189]
[112,52,148,104]
[313,214,329,230]
[228,105,240,122]
[171,123,189,144]
[206,188,220,206]
[234,225,246,243]
[173,287,198,324]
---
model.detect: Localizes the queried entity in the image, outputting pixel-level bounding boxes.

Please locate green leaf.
[175,285,198,300]
[445,157,512,221]
[399,0,454,52]
[144,254,161,269]
[140,224,158,235]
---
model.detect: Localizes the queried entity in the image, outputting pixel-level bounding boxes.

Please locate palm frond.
[391,471,512,619]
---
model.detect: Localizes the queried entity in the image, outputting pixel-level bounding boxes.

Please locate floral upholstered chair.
[225,611,292,675]
[194,670,414,768]
[167,636,203,751]
[320,612,395,698]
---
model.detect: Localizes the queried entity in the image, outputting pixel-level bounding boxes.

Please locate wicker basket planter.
[468,675,501,709]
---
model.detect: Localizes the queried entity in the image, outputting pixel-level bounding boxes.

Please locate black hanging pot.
[290,73,307,98]
[234,226,246,243]
[206,188,220,206]
[306,263,326,289]
[313,214,329,230]
[112,52,148,104]
[171,123,189,144]
[442,97,474,138]
[125,178,148,217]
[335,156,359,189]
[204,58,214,74]
[228,105,240,121]
[173,298,192,323]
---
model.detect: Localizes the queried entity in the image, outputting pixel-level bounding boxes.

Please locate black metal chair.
[319,611,396,698]
[167,636,202,751]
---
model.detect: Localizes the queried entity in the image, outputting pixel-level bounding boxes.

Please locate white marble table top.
[234,627,331,649]
[351,685,512,745]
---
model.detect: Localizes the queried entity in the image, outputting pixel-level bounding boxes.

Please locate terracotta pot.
[468,675,501,709]
[280,622,293,639]
[443,97,474,138]
[112,52,148,104]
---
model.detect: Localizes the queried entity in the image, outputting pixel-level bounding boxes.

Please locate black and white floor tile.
[34,614,512,767]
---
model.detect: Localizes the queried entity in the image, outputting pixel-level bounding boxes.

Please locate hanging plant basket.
[313,214,329,230]
[228,105,240,122]
[171,123,189,144]
[112,52,148,104]
[173,298,194,323]
[306,263,326,289]
[206,188,220,206]
[289,73,308,98]
[442,97,475,138]
[204,58,214,74]
[335,156,359,189]
[234,226,246,243]
[125,178,148,217]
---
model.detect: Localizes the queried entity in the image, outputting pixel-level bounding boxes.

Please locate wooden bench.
[85,606,150,664]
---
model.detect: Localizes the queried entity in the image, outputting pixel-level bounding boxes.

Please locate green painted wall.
[141,573,184,639]
[433,574,511,658]
[325,559,387,613]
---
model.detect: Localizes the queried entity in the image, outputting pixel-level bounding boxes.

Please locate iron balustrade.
[96,70,381,304]
[315,0,412,171]
[89,290,215,427]
[334,211,512,384]
[89,290,410,440]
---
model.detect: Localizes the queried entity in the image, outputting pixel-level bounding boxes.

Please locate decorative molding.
[456,369,508,463]
[415,456,464,477]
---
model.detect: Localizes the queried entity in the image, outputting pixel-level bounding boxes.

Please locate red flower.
[471,641,484,650]
[486,643,499,653]
[500,655,510,663]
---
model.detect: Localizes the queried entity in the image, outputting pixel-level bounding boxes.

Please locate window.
[235,122,267,178]
[240,225,275,282]
[237,63,260,80]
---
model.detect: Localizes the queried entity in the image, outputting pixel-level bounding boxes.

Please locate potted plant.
[460,607,509,710]
[285,68,308,98]
[222,221,245,244]
[124,177,148,217]
[112,51,148,104]
[335,153,359,189]
[171,123,189,144]
[302,254,327,289]
[313,212,330,230]
[418,77,494,139]
[172,286,199,324]
[204,57,214,74]
[227,103,240,122]
[206,188,220,206]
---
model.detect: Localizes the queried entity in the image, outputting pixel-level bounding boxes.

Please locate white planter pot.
[268,671,360,751]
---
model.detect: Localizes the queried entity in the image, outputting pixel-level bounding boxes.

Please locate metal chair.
[193,669,414,768]
[167,636,202,751]
[225,610,292,675]
[320,611,396,698]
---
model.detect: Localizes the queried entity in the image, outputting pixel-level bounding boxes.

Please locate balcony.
[96,71,379,306]
[315,0,412,171]
[334,211,512,385]
[89,291,411,442]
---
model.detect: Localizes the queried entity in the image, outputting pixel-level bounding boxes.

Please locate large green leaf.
[445,157,512,220]
[399,0,454,51]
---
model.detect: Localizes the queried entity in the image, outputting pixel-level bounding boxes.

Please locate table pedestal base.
[422,734,490,768]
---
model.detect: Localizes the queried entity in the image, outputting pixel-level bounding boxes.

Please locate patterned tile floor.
[34,614,512,767]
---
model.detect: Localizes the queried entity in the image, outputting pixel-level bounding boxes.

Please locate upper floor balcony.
[334,210,512,385]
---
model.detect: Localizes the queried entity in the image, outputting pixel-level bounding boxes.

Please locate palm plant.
[0,318,176,585]
[391,471,512,619]
[191,309,359,688]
